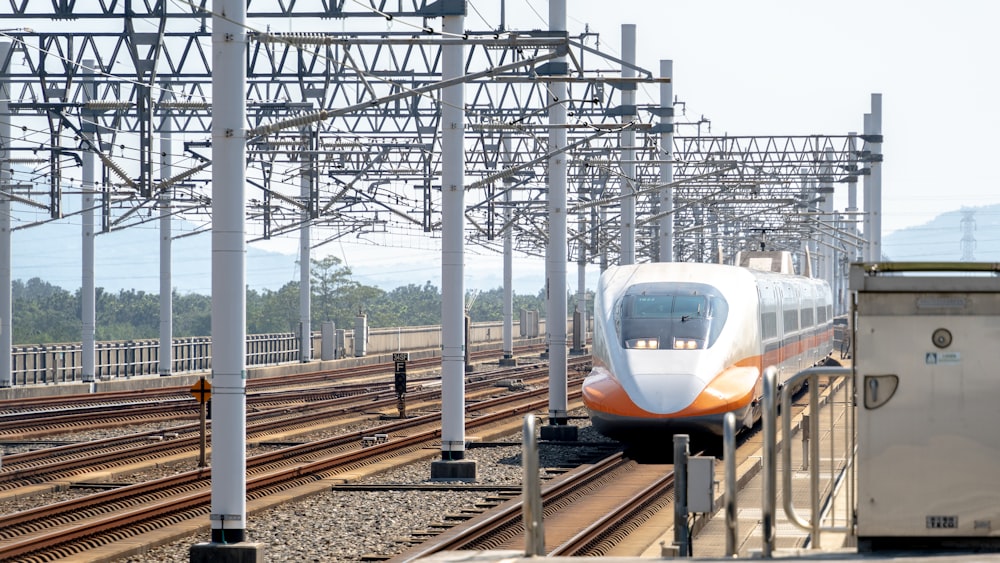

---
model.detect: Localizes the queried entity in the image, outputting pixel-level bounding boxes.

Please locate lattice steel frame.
[0,1,878,268]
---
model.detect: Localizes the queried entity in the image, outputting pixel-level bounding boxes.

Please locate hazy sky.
[10,1,999,294]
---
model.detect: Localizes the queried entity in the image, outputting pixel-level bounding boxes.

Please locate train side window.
[783,309,799,332]
[761,312,777,340]
[707,296,729,344]
[801,307,814,328]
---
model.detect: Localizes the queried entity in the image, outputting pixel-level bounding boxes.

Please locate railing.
[759,365,855,555]
[7,319,556,386]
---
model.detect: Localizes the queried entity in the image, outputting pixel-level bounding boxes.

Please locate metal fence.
[7,317,555,386]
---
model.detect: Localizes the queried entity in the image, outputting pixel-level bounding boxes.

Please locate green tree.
[174,291,211,336]
[310,256,356,327]
[12,278,78,344]
[466,286,546,323]
[256,281,301,334]
[375,282,440,326]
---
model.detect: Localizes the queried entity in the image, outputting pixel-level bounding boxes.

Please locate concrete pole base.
[569,346,588,356]
[498,356,517,367]
[190,542,264,563]
[541,424,579,442]
[430,459,478,481]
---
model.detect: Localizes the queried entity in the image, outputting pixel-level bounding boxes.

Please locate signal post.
[190,377,211,468]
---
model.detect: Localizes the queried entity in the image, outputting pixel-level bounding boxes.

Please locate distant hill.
[11,218,300,295]
[882,204,1000,262]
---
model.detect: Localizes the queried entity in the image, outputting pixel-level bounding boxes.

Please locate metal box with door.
[851,263,1000,550]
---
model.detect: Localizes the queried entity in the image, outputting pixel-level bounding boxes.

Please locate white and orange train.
[582,261,835,440]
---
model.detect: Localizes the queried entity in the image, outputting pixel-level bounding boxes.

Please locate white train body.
[583,262,833,439]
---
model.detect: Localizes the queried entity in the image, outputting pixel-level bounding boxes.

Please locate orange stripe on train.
[583,357,763,419]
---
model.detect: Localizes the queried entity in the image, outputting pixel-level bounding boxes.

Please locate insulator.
[468,123,523,132]
[84,101,132,110]
[156,162,211,191]
[321,141,366,148]
[255,32,339,46]
[98,154,137,189]
[158,101,210,110]
[248,110,330,137]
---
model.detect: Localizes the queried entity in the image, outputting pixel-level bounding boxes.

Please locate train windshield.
[617,283,729,350]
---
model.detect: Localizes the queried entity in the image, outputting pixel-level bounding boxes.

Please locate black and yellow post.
[190,377,211,467]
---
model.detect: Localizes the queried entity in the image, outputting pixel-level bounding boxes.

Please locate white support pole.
[847,131,859,261]
[575,200,586,351]
[546,0,569,425]
[843,132,859,315]
[81,59,97,384]
[799,167,813,272]
[870,93,883,262]
[833,210,843,314]
[808,176,818,274]
[862,113,872,262]
[821,148,836,288]
[158,79,173,377]
[619,24,637,265]
[299,129,312,363]
[501,135,514,364]
[209,0,248,543]
[0,41,11,387]
[599,179,609,272]
[658,59,674,263]
[439,11,468,462]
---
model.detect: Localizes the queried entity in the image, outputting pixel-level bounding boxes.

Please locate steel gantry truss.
[0,1,881,270]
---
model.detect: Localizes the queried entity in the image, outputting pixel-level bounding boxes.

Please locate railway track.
[380,380,839,561]
[0,383,583,561]
[388,451,675,561]
[0,359,590,497]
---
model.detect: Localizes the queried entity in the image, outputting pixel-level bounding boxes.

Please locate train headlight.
[625,338,660,349]
[672,338,704,350]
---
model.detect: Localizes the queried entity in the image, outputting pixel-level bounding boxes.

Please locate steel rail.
[0,361,587,490]
[0,389,581,560]
[388,451,632,561]
[548,468,676,556]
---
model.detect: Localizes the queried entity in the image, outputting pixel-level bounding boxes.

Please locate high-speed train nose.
[627,371,706,414]
[584,361,761,421]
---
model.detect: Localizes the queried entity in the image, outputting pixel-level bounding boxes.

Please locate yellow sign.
[190,378,211,403]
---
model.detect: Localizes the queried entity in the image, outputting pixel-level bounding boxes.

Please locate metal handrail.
[522,414,545,556]
[779,366,854,547]
[762,367,777,557]
[674,434,691,557]
[723,412,738,557]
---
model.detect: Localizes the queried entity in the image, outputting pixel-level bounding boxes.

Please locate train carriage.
[582,260,834,440]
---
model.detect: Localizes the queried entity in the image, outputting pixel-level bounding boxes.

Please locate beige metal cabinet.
[852,264,1000,549]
